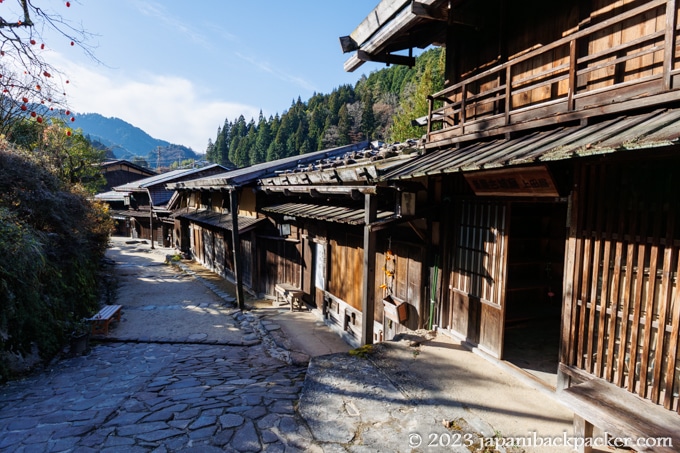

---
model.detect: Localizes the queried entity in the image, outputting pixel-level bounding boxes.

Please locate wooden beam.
[344,1,419,72]
[348,0,407,50]
[361,194,378,345]
[259,185,379,196]
[230,189,245,310]
[411,1,447,21]
[339,35,359,53]
[357,49,416,67]
[663,0,678,90]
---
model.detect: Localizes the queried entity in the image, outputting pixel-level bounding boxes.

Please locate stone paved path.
[0,238,319,452]
[0,341,313,452]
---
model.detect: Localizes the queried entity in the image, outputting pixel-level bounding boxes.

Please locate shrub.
[0,142,112,381]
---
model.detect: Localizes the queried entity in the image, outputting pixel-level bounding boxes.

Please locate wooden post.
[230,189,245,310]
[663,0,678,90]
[149,197,155,250]
[361,194,377,345]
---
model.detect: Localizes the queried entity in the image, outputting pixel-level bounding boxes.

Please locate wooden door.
[448,200,509,358]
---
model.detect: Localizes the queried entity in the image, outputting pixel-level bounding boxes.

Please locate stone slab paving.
[0,341,313,452]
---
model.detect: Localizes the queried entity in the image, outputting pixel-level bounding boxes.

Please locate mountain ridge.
[74,112,201,165]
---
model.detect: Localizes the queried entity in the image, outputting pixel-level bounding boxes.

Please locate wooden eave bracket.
[411,1,447,21]
[357,49,415,67]
[339,35,359,53]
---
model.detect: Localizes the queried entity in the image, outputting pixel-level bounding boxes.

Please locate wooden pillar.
[149,193,155,249]
[663,0,678,90]
[230,189,245,310]
[361,194,377,345]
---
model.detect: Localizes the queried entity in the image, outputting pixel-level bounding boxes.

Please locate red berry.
[30,39,36,45]
[22,97,28,103]
[37,117,43,123]
[66,1,70,6]
[30,111,36,117]
[70,116,75,122]
[20,105,27,111]
[66,130,72,136]
[70,41,74,46]
[65,110,70,115]
[40,43,45,50]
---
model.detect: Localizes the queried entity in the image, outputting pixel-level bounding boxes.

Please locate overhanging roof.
[384,109,680,179]
[259,140,420,187]
[261,203,395,226]
[342,0,448,72]
[114,164,227,192]
[95,190,127,202]
[168,142,369,190]
[174,208,265,233]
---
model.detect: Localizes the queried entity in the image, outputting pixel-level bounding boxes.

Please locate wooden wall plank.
[605,185,626,381]
[664,250,680,410]
[596,167,615,378]
[586,165,606,375]
[616,196,639,388]
[577,164,596,370]
[639,201,663,397]
[627,201,649,394]
[651,204,675,403]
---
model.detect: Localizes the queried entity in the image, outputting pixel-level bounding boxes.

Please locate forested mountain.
[206,48,444,168]
[75,113,200,166]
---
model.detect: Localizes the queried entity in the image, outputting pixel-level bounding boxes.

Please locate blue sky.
[38,1,381,153]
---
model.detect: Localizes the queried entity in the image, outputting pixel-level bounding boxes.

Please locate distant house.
[103,164,228,246]
[98,159,156,191]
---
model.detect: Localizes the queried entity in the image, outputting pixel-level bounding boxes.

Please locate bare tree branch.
[0,0,98,131]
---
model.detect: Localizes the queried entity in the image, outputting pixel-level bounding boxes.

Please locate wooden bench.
[559,372,680,453]
[274,284,304,311]
[87,304,122,336]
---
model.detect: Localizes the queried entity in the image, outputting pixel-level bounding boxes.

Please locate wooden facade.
[563,155,680,412]
[343,0,680,440]
[99,160,156,191]
[256,142,426,345]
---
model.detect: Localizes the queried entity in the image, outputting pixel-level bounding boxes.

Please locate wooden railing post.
[504,65,512,125]
[426,95,433,139]
[568,38,577,111]
[663,0,678,90]
[460,82,467,133]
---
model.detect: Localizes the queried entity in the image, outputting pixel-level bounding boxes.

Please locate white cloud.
[235,51,318,93]
[52,56,259,152]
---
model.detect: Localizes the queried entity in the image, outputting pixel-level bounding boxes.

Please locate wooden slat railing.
[426,0,680,148]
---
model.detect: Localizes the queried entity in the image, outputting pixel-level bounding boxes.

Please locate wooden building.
[107,164,227,246]
[257,140,423,346]
[166,143,372,309]
[98,159,157,191]
[344,0,680,449]
[94,160,157,235]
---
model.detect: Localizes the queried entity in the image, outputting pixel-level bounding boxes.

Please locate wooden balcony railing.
[426,0,680,149]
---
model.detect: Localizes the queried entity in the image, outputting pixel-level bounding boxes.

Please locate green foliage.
[0,137,112,381]
[6,118,108,195]
[388,49,446,142]
[205,48,444,168]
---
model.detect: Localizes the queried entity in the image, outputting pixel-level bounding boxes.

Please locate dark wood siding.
[563,156,680,412]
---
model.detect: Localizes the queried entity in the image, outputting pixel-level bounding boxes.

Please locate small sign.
[464,165,559,197]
